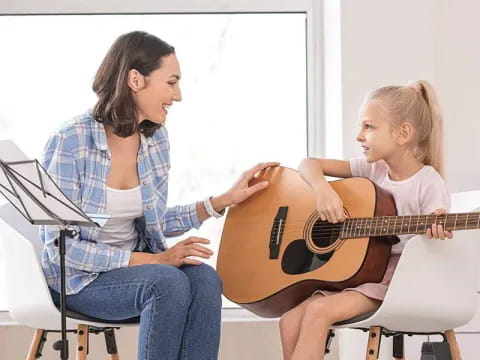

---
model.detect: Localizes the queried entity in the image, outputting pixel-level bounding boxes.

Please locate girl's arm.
[298,158,352,224]
[298,158,352,190]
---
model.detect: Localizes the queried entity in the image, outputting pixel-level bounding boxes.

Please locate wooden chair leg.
[26,329,45,360]
[445,330,462,360]
[365,326,382,360]
[76,324,89,360]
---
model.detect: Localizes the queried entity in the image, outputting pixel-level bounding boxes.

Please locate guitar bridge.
[270,206,288,259]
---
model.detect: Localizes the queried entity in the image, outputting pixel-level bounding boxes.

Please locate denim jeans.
[50,263,222,360]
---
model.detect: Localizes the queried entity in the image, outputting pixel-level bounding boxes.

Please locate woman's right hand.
[129,237,213,267]
[315,183,346,224]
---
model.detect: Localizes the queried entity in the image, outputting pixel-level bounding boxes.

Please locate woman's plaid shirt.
[40,111,201,294]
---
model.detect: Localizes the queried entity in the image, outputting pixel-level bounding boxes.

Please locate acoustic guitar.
[217,166,479,317]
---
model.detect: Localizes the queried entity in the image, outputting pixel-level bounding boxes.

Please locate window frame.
[0,0,324,157]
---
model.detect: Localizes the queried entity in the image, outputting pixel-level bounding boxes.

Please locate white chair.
[0,203,139,359]
[327,229,480,360]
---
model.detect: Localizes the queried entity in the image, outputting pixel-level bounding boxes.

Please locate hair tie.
[406,81,422,95]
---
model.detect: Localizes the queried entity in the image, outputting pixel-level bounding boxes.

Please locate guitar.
[217,166,479,317]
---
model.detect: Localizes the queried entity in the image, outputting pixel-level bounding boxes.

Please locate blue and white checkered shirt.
[40,111,201,295]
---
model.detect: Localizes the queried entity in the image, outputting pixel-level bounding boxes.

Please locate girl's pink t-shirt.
[349,158,450,254]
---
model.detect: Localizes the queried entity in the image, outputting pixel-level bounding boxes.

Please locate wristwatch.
[202,196,225,218]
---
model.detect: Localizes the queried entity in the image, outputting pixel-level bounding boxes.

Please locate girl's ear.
[127,69,146,92]
[396,122,414,145]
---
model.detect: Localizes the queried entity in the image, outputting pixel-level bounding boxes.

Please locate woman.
[40,30,277,360]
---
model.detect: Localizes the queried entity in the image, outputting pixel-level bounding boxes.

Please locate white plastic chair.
[0,203,139,359]
[328,230,480,359]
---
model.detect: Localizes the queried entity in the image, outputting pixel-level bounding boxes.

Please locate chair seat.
[333,311,375,326]
[59,306,140,325]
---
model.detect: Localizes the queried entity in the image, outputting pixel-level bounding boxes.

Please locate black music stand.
[0,140,100,360]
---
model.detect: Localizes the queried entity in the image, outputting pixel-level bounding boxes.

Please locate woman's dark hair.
[92,31,175,137]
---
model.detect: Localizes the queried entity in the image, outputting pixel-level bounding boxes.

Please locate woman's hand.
[426,208,454,240]
[158,237,213,266]
[315,183,346,224]
[129,237,213,267]
[222,162,280,206]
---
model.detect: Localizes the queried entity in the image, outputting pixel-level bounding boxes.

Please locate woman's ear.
[127,69,146,92]
[396,122,414,145]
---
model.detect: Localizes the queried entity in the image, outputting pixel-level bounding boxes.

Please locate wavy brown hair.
[92,31,175,137]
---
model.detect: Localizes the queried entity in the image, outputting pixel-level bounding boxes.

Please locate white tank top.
[97,185,144,251]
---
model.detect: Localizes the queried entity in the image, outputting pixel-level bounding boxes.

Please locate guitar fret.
[341,211,480,239]
[339,212,480,238]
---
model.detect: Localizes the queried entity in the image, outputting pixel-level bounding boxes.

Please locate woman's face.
[133,54,182,125]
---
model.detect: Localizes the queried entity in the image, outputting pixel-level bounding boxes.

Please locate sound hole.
[281,239,333,275]
[311,220,341,248]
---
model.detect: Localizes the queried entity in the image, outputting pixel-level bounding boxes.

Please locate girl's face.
[133,54,182,125]
[356,100,400,163]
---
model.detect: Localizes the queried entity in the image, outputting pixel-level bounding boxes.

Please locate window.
[0,1,322,310]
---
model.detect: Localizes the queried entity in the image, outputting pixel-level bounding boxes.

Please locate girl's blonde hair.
[364,80,444,176]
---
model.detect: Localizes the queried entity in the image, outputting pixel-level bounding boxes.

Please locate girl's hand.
[223,162,280,206]
[315,183,347,223]
[426,208,454,240]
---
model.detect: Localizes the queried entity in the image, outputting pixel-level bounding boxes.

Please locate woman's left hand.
[223,162,280,206]
[426,208,454,240]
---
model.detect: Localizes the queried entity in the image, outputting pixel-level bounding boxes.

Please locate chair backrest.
[360,231,480,332]
[0,203,79,329]
[0,203,42,256]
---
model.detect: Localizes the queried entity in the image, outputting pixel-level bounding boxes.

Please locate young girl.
[279,80,452,360]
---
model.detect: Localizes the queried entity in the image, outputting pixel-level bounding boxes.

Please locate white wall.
[339,0,480,193]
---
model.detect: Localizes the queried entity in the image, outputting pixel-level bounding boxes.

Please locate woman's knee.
[139,264,191,306]
[185,264,222,294]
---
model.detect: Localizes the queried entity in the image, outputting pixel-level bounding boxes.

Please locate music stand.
[0,140,100,360]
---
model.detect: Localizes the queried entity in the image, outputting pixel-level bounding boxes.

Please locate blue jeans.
[50,263,222,360]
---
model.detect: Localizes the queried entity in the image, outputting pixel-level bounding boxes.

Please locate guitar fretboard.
[340,212,480,239]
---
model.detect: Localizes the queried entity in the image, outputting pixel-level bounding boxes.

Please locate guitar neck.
[340,212,480,239]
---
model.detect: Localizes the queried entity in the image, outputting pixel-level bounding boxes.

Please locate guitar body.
[217,166,397,317]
